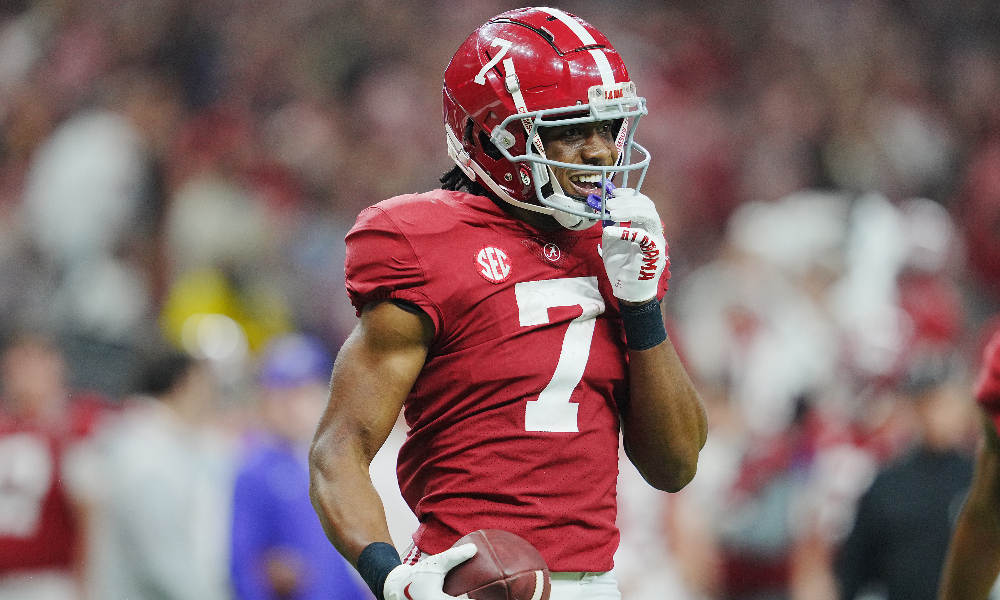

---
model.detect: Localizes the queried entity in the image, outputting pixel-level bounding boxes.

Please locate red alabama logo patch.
[476,246,512,283]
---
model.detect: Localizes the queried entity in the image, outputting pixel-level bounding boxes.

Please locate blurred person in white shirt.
[85,348,236,600]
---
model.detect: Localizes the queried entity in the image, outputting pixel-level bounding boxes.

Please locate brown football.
[442,529,551,600]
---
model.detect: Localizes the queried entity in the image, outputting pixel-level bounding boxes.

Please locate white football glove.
[601,188,667,303]
[383,543,477,600]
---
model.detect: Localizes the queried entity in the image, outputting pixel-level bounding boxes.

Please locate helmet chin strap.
[503,57,599,231]
[541,168,600,231]
[446,125,553,216]
[447,124,598,230]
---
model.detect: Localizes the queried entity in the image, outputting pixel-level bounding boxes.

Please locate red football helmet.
[443,7,650,230]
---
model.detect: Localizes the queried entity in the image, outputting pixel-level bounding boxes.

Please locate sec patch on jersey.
[442,529,551,600]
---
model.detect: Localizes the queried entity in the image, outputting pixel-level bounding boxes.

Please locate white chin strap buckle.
[547,194,600,231]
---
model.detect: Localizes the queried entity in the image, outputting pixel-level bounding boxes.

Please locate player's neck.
[485,193,562,232]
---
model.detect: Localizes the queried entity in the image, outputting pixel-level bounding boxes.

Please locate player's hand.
[601,188,667,303]
[383,544,477,600]
[976,328,1000,408]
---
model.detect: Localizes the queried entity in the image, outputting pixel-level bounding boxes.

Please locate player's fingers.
[602,225,623,236]
[606,196,660,229]
[436,543,477,571]
[602,226,645,246]
[600,226,627,245]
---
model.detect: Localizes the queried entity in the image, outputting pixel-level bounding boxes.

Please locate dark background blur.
[2,1,1000,598]
[2,0,1000,388]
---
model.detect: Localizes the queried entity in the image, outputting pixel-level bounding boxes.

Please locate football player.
[939,327,1000,600]
[309,8,708,600]
[0,333,109,600]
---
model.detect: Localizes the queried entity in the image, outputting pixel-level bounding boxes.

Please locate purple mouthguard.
[586,180,616,211]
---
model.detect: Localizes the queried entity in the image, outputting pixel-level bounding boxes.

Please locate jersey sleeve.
[344,205,442,330]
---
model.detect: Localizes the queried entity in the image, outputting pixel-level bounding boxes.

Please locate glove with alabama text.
[383,543,477,600]
[601,188,667,303]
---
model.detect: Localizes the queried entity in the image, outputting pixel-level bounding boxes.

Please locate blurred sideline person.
[836,355,975,600]
[230,333,371,600]
[939,328,1000,600]
[0,333,109,600]
[309,8,707,600]
[86,349,235,600]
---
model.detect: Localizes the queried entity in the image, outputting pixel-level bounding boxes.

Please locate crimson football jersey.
[345,190,669,572]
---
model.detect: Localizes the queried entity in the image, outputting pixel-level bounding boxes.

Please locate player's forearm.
[939,515,1000,600]
[308,303,431,565]
[621,336,707,492]
[309,434,395,566]
[939,441,1000,600]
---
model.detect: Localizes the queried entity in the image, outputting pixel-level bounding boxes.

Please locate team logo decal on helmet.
[443,7,651,230]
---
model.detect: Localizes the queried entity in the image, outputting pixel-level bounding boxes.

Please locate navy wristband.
[619,298,667,351]
[357,542,402,600]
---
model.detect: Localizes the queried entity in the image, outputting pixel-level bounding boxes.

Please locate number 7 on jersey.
[515,277,605,432]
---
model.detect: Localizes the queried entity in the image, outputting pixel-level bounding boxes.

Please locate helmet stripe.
[538,7,597,44]
[538,7,616,87]
[588,49,616,87]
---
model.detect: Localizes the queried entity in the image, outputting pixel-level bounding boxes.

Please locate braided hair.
[439,165,490,198]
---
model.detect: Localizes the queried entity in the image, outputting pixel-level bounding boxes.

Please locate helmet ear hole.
[463,119,476,146]
[478,129,504,160]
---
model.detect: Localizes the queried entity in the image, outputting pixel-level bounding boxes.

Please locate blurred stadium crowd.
[2,0,1000,599]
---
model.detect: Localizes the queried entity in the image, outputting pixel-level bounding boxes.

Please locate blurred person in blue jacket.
[231,333,371,600]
